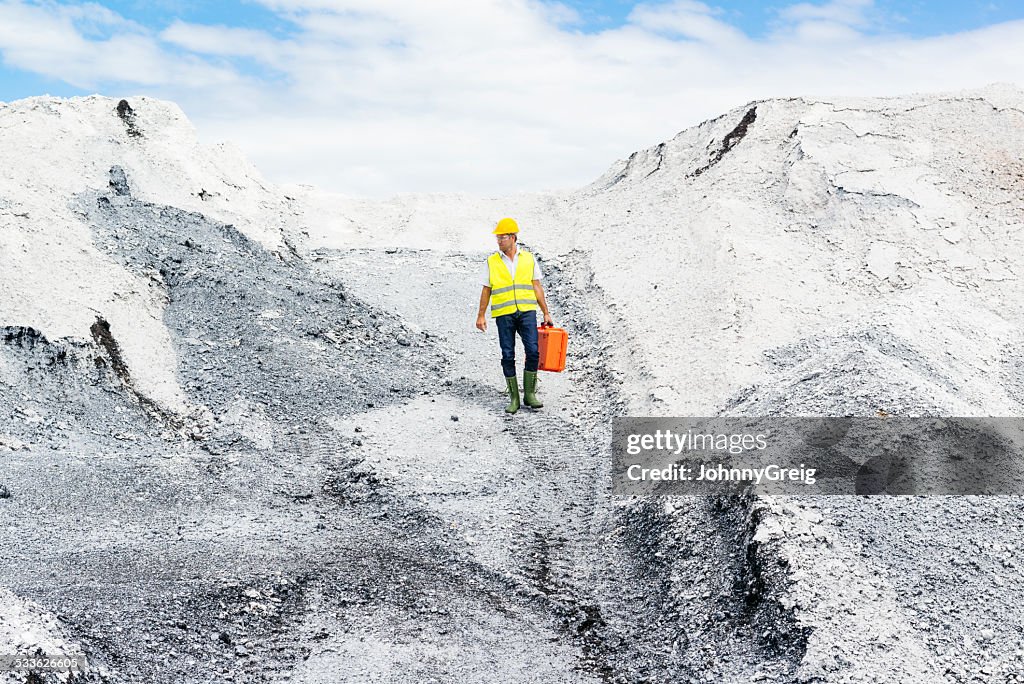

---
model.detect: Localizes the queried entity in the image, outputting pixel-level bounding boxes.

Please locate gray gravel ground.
[7,163,1019,684]
[819,496,1024,682]
[1,170,805,682]
[723,331,1024,683]
[0,167,806,679]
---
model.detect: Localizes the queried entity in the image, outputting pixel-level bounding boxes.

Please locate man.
[475,218,554,414]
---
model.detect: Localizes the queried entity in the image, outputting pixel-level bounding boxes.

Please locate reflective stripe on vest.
[487,250,539,317]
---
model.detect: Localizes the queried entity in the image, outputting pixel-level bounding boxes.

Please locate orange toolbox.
[537,322,568,372]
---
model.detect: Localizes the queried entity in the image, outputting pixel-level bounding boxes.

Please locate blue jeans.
[496,310,539,378]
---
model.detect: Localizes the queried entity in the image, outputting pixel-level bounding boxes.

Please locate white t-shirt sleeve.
[482,262,491,288]
[533,257,543,281]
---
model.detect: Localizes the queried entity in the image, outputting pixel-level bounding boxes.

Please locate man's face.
[496,234,516,253]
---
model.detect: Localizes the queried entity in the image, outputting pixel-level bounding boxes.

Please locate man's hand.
[532,281,553,328]
[476,315,487,332]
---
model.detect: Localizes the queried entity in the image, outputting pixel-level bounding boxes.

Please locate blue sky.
[549,0,1023,36]
[1,0,1022,195]
[37,0,1020,43]
[19,0,1019,47]
[77,0,299,38]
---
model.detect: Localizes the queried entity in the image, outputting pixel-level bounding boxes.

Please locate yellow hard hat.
[492,217,519,235]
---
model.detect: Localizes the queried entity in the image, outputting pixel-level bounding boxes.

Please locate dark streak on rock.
[690,106,758,178]
[109,166,131,197]
[605,151,638,189]
[2,326,46,350]
[116,99,143,138]
[645,142,667,178]
[89,317,131,387]
[89,316,174,425]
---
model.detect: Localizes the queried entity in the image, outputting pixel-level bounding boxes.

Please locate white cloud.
[160,21,286,65]
[778,0,874,28]
[0,0,1023,196]
[628,1,747,44]
[0,1,241,89]
[770,0,886,42]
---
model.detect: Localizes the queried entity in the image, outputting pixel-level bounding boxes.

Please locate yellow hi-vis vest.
[487,250,539,318]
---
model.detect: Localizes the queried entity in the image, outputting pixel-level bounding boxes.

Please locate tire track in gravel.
[260,418,608,683]
[495,405,616,680]
[538,249,812,683]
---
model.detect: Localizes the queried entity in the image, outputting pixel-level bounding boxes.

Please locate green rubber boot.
[504,376,520,414]
[523,370,543,409]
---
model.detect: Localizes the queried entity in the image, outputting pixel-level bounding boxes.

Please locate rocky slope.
[2,84,1023,683]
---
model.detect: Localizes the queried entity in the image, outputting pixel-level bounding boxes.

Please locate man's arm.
[476,286,491,331]
[533,280,553,326]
